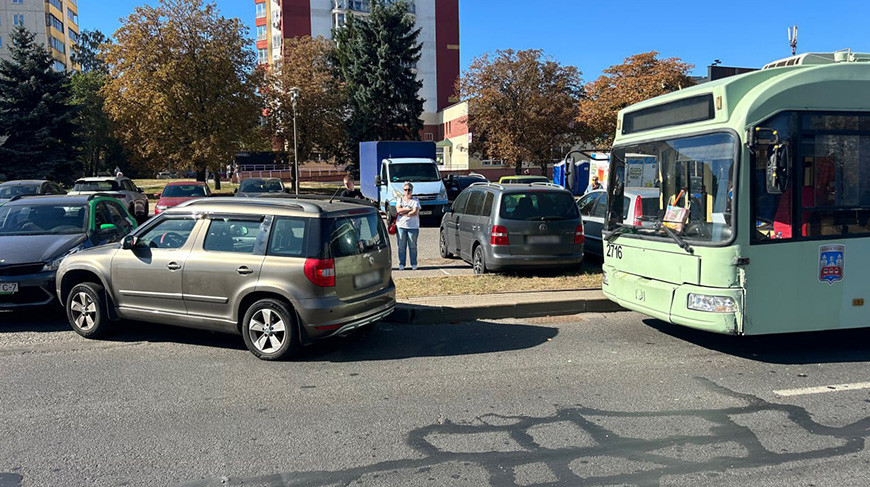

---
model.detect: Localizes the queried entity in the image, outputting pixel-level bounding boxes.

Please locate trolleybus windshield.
[607,132,737,244]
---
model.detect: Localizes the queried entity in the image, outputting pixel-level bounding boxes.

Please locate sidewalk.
[386,288,623,325]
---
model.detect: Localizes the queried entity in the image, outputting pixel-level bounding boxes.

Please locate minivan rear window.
[323,213,387,258]
[500,192,579,221]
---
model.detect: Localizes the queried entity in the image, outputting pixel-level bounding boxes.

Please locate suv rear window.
[323,213,387,258]
[73,180,119,192]
[500,192,579,221]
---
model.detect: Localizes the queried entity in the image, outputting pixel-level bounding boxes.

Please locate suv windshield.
[72,180,119,192]
[390,163,440,183]
[607,132,736,243]
[500,191,579,221]
[163,185,208,197]
[0,203,86,235]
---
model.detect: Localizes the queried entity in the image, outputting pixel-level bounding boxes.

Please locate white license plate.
[419,210,433,215]
[527,235,560,244]
[0,283,19,295]
[354,270,380,289]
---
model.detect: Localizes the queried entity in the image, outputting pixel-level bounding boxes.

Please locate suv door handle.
[237,266,254,275]
[166,262,182,270]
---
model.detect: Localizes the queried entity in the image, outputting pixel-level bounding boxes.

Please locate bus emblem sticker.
[819,244,844,284]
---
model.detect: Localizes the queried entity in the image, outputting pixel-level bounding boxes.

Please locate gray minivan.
[439,182,584,273]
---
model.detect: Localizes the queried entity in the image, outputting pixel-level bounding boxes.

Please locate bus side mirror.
[766,144,790,194]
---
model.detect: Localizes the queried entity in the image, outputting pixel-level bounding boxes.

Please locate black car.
[235,177,288,197]
[0,195,137,309]
[443,173,487,203]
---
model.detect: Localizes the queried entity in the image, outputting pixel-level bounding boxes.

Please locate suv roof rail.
[179,195,324,213]
[293,194,379,209]
[470,181,504,190]
[529,182,562,189]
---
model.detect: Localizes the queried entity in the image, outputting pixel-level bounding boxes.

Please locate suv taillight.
[490,225,509,245]
[574,224,584,244]
[632,195,643,226]
[304,258,335,287]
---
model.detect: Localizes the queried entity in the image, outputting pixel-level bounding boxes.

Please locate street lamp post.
[289,87,300,196]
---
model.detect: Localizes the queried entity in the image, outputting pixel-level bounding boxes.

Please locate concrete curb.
[384,297,625,325]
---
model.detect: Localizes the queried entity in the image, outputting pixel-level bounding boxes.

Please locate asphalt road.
[2,308,869,486]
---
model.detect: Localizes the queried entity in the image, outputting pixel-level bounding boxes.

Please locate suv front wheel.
[241,299,297,360]
[66,282,110,338]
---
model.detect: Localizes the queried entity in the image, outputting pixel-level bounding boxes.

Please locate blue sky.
[79,0,870,80]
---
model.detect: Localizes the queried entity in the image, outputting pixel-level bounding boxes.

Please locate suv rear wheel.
[241,299,297,360]
[66,282,110,338]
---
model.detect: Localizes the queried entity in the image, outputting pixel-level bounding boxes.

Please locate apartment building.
[0,0,80,72]
[255,0,460,140]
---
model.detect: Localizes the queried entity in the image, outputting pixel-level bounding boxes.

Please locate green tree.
[102,0,262,189]
[0,27,77,183]
[578,51,695,147]
[459,49,583,174]
[333,0,424,166]
[70,29,126,177]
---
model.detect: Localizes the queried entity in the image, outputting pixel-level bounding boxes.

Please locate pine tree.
[0,27,77,183]
[333,0,424,165]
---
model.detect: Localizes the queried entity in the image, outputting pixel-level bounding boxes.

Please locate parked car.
[0,180,65,205]
[56,197,396,360]
[154,181,211,214]
[155,171,177,179]
[235,177,287,197]
[67,176,149,222]
[443,173,487,203]
[439,182,583,274]
[575,188,661,256]
[0,195,137,309]
[498,175,550,184]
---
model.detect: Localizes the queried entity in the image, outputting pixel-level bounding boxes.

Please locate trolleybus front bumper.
[602,266,743,335]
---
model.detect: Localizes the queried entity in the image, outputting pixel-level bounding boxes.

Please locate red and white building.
[255,0,461,160]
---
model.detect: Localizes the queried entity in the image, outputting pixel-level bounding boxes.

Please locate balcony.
[331,0,415,15]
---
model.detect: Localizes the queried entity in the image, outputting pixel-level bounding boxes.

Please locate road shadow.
[644,318,870,364]
[0,306,68,333]
[81,319,557,361]
[294,320,558,362]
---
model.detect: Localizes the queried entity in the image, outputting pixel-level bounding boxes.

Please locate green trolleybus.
[602,51,870,335]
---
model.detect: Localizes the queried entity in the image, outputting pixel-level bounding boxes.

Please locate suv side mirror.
[121,235,139,249]
[137,187,143,193]
[153,192,161,199]
[766,143,790,194]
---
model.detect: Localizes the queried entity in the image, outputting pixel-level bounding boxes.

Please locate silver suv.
[68,176,149,222]
[55,197,395,360]
[440,182,584,273]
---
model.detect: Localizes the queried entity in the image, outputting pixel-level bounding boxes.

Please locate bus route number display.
[606,243,623,259]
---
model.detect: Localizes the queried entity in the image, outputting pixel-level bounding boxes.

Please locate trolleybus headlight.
[687,294,737,313]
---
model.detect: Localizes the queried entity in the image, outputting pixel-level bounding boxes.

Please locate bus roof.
[613,51,870,146]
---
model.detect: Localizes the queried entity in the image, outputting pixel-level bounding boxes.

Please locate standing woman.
[395,182,421,270]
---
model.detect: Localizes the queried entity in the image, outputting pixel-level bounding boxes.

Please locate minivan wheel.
[439,229,453,258]
[472,246,487,275]
[242,299,297,360]
[66,282,110,338]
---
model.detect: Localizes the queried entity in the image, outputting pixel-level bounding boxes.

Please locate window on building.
[255,3,266,18]
[12,0,23,4]
[48,35,65,53]
[68,29,79,44]
[257,48,268,65]
[46,13,64,33]
[13,14,24,26]
[0,36,3,49]
[53,60,66,72]
[67,9,78,25]
[424,133,434,141]
[256,25,267,41]
[47,0,62,10]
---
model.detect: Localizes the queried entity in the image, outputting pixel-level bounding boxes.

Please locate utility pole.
[289,87,300,196]
[788,26,798,56]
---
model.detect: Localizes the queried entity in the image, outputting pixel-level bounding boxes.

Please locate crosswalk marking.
[773,382,870,397]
